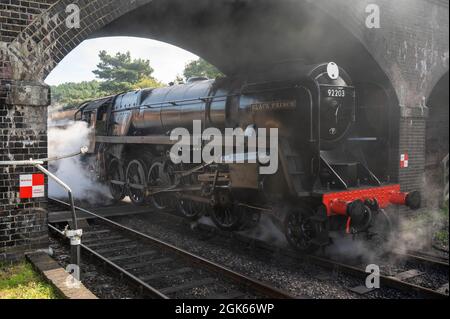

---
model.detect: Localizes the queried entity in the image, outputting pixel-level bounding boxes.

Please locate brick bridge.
[1,0,449,260]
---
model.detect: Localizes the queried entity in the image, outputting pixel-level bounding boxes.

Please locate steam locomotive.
[75,62,421,253]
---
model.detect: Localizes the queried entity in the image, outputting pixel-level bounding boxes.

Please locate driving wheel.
[148,161,172,210]
[107,159,125,202]
[126,160,147,205]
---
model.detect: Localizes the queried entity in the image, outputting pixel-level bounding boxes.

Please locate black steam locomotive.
[75,62,421,252]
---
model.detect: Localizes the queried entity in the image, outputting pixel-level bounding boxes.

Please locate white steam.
[241,214,288,248]
[48,120,112,204]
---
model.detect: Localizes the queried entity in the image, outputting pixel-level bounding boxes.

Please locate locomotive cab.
[74,96,113,153]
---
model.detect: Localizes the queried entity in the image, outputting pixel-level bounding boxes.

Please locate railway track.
[48,198,295,299]
[303,253,449,298]
[49,198,448,299]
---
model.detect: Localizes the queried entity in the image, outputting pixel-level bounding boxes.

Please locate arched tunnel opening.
[425,73,449,207]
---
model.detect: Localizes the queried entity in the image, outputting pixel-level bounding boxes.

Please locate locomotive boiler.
[75,62,421,253]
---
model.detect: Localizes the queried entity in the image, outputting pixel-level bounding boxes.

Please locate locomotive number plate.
[327,88,346,98]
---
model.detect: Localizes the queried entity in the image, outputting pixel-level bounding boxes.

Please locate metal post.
[35,164,82,267]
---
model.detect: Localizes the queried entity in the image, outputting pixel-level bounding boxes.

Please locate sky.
[45,37,199,86]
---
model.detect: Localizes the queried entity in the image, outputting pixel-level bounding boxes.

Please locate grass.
[0,261,60,299]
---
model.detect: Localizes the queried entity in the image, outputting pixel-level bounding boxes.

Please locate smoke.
[386,173,449,254]
[196,213,288,247]
[325,206,448,263]
[240,214,288,248]
[325,234,379,264]
[391,215,433,253]
[48,120,112,204]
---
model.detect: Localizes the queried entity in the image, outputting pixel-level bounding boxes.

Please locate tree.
[51,51,164,111]
[51,80,105,110]
[132,76,164,90]
[93,50,159,94]
[183,58,223,81]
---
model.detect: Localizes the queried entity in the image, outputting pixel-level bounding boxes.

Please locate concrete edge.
[26,251,98,300]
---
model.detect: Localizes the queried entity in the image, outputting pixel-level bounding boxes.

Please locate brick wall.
[0,82,50,261]
[0,1,55,261]
[0,0,58,43]
[398,111,428,193]
[0,0,152,261]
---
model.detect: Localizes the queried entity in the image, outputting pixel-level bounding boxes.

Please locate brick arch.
[7,0,153,81]
[7,0,396,91]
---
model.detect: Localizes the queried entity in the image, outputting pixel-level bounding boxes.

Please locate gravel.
[112,210,420,299]
[49,236,141,299]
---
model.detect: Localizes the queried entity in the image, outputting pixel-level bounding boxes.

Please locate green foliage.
[93,50,158,93]
[132,76,164,90]
[51,80,105,110]
[183,58,223,81]
[436,204,449,246]
[0,262,59,299]
[51,50,166,110]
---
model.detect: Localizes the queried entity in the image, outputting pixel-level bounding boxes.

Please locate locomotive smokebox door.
[229,163,259,189]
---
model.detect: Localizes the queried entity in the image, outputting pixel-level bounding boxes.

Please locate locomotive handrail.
[0,147,88,166]
[320,156,349,189]
[109,84,303,114]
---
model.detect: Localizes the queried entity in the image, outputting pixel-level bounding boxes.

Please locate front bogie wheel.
[284,207,319,254]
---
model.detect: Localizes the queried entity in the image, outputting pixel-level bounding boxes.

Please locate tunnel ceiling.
[91,0,391,86]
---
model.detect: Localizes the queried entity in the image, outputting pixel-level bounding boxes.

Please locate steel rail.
[48,223,169,299]
[49,198,296,299]
[389,251,449,268]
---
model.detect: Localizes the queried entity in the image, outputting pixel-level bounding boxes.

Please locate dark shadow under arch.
[425,72,449,207]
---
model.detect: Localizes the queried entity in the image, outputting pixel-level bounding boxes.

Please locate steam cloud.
[48,120,112,204]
